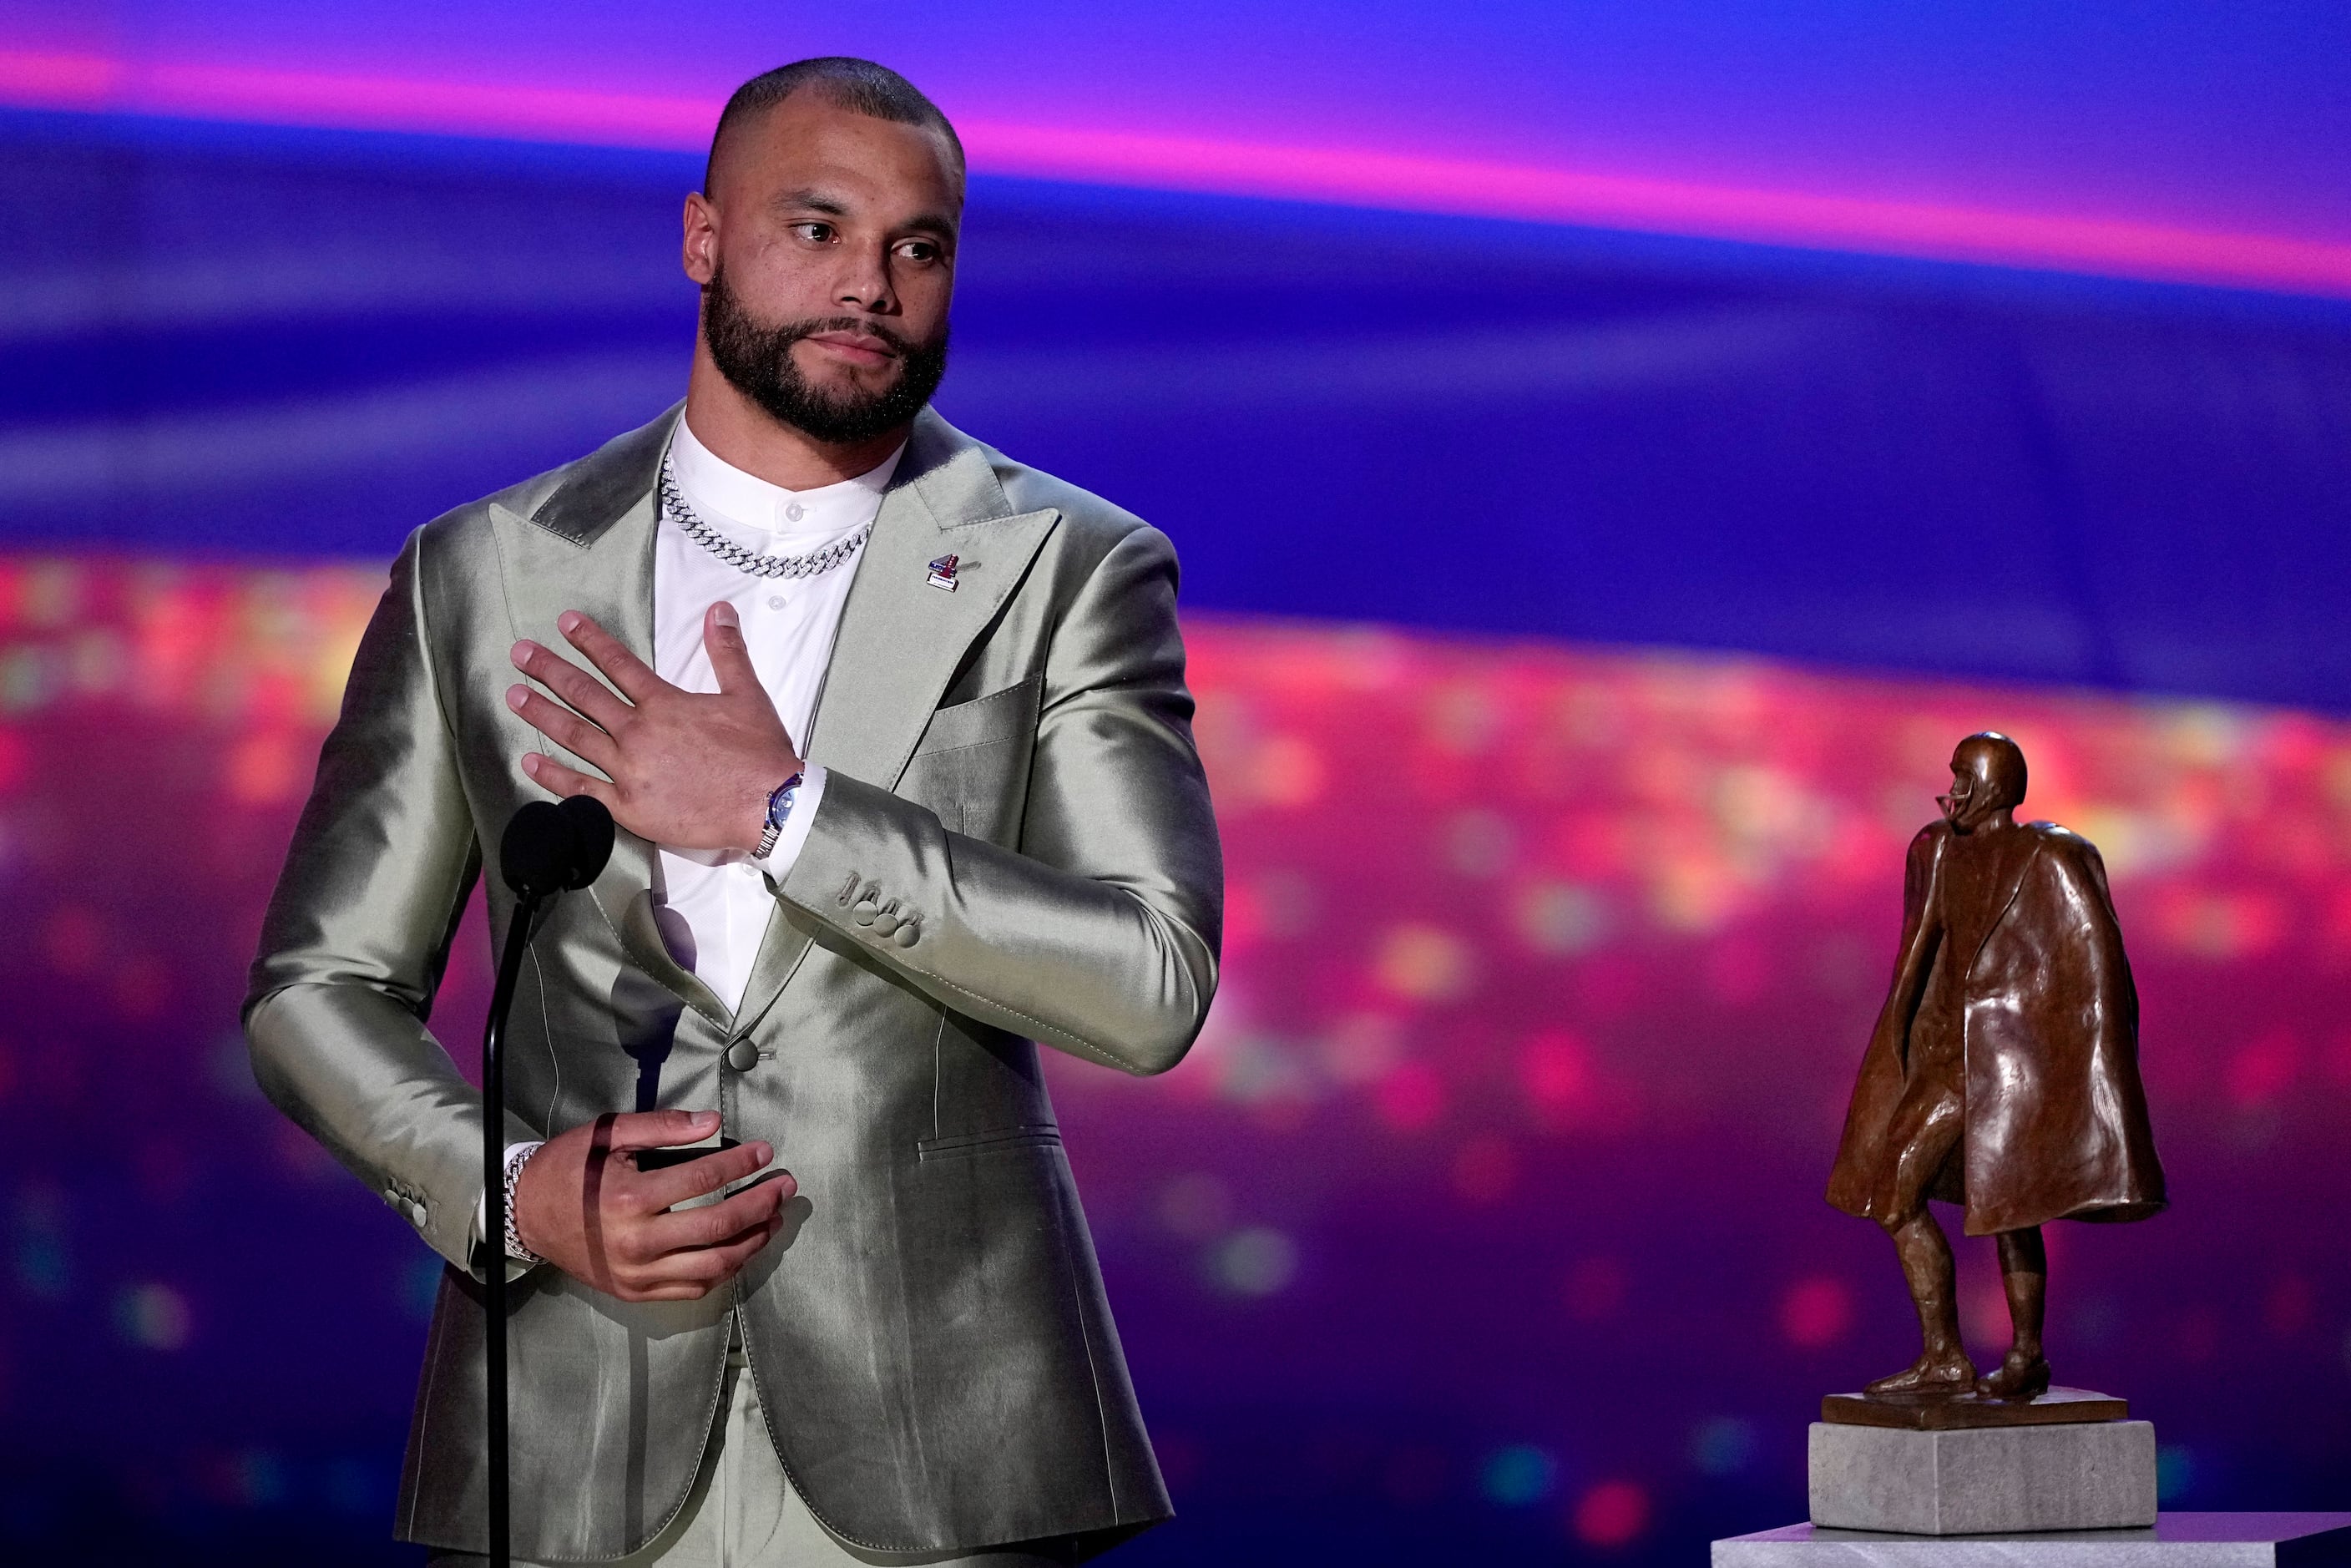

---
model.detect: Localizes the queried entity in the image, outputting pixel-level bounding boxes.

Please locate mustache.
[777,316,924,357]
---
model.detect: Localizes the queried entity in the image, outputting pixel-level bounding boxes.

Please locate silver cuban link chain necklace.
[659,456,873,579]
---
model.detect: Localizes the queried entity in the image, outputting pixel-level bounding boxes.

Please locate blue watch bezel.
[766,771,805,832]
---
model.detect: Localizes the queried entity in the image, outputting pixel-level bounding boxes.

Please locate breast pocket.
[899,673,1041,845]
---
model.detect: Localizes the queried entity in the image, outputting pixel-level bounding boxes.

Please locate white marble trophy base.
[1809,1419,2157,1535]
[1715,1514,2351,1568]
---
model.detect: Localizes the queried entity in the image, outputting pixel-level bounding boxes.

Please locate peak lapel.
[490,402,731,1029]
[730,411,1059,1036]
[804,411,1059,787]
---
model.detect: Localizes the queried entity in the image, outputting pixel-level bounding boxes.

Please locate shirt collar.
[670,414,904,544]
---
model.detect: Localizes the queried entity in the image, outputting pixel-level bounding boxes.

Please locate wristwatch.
[753,771,805,859]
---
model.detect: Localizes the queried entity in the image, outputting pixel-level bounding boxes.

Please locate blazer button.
[724,1039,760,1072]
[893,920,920,948]
[870,909,901,937]
[851,898,881,927]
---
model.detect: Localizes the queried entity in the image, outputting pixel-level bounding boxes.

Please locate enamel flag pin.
[926,554,959,592]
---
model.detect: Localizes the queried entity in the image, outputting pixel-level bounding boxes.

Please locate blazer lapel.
[730,409,1059,1036]
[490,402,731,1029]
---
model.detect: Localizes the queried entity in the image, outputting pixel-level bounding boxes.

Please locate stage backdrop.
[2,556,2348,1564]
[1,103,2349,1567]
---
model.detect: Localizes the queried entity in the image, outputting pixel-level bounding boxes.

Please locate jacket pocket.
[910,673,1042,758]
[901,673,1042,844]
[915,1123,1064,1161]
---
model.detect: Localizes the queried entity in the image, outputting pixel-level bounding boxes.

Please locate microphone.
[481,791,612,1568]
[499,794,615,898]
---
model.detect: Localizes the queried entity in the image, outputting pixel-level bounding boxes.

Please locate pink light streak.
[7,48,2351,299]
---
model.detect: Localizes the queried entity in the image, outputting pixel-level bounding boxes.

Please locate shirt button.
[785,502,805,522]
[767,595,786,610]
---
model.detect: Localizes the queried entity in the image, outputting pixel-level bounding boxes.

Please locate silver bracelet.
[503,1141,546,1266]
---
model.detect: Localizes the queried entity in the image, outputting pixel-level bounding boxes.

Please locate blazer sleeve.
[776,524,1224,1076]
[243,529,527,1272]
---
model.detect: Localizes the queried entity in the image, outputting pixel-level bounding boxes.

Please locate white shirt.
[488,417,897,1266]
[653,415,899,1013]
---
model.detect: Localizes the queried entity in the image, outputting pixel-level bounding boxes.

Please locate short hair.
[1956,731,2029,809]
[703,58,965,198]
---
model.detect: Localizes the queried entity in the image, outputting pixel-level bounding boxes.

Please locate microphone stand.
[481,888,544,1568]
[479,793,613,1568]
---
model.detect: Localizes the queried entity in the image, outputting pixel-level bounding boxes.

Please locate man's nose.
[835,245,897,314]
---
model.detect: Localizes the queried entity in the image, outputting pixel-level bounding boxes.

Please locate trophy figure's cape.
[1828,819,2166,1237]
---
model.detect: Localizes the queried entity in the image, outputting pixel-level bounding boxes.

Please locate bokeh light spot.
[1373,1061,1444,1131]
[0,645,60,715]
[1213,1227,1297,1297]
[1571,1479,1651,1547]
[2156,1444,2197,1503]
[1479,1444,1558,1506]
[117,1282,192,1350]
[1251,734,1324,807]
[325,1456,393,1515]
[13,1231,68,1300]
[226,730,306,806]
[1158,1173,1234,1240]
[1521,1030,1595,1123]
[2265,1275,2315,1338]
[2226,1028,2301,1109]
[232,1449,287,1508]
[1689,1415,1758,1476]
[1778,1277,1853,1349]
[1443,809,1515,878]
[1515,881,1610,955]
[1374,923,1474,1003]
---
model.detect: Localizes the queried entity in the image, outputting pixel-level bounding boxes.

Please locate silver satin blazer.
[244,405,1223,1561]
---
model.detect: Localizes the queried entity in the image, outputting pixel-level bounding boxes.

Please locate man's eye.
[896,240,940,262]
[792,222,835,243]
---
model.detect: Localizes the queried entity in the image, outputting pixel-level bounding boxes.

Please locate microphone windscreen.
[499,800,580,898]
[557,794,616,889]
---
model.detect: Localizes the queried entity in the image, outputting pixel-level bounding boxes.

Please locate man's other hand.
[513,1109,792,1302]
[507,604,801,853]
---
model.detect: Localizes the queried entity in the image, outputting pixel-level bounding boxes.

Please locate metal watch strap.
[755,771,805,859]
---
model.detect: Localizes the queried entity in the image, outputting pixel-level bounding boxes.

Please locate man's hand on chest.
[508,603,801,854]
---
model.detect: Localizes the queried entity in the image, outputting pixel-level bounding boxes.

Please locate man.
[246,58,1221,1565]
[1827,732,2162,1399]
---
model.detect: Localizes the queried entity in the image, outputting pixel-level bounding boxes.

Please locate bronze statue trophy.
[1810,734,2165,1533]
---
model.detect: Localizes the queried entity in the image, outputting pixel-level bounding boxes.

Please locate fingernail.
[511,640,535,665]
[752,1142,773,1163]
[711,602,739,630]
[521,754,541,775]
[506,685,527,711]
[558,611,583,634]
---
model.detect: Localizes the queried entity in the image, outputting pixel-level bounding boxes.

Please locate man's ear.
[681,192,719,286]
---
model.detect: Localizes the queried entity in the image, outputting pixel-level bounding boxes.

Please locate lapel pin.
[926,554,959,592]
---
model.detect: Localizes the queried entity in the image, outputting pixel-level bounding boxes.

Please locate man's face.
[685,95,961,443]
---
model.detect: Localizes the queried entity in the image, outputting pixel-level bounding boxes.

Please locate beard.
[701,264,949,444]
